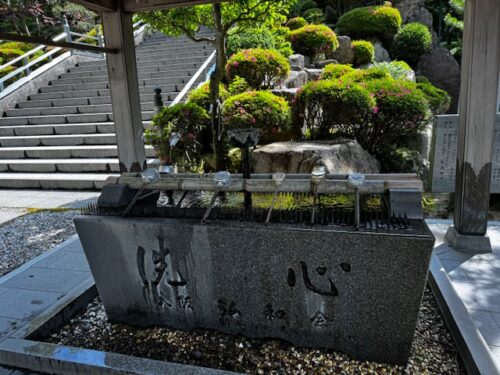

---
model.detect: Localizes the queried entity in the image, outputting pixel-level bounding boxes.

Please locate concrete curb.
[429,253,500,375]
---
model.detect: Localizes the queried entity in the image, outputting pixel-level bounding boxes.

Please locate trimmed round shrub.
[0,48,24,64]
[227,27,293,58]
[342,66,393,83]
[146,102,210,171]
[371,61,413,80]
[363,78,430,154]
[187,82,230,110]
[294,79,376,140]
[226,49,290,90]
[222,91,291,139]
[391,22,432,67]
[320,63,355,80]
[336,5,402,45]
[0,42,34,52]
[289,24,339,58]
[417,82,451,114]
[285,17,308,31]
[352,40,374,66]
[228,76,251,95]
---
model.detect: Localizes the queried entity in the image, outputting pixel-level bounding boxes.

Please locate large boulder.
[271,88,299,102]
[327,36,354,65]
[252,139,380,174]
[373,41,391,62]
[284,70,308,89]
[417,47,461,112]
[304,68,323,81]
[289,54,305,71]
[395,0,433,29]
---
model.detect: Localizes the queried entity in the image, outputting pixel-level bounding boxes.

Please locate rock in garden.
[315,59,339,68]
[327,36,354,64]
[289,54,305,71]
[271,88,299,102]
[417,47,460,112]
[395,0,434,29]
[373,41,391,62]
[304,68,323,81]
[284,71,308,89]
[252,139,380,174]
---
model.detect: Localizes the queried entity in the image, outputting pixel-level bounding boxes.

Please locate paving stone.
[0,289,63,320]
[0,318,21,342]
[1,267,90,293]
[33,252,90,272]
[468,309,500,346]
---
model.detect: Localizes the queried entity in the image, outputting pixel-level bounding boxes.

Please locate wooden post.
[102,8,146,173]
[446,0,500,251]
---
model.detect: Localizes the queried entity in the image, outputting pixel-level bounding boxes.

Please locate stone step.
[0,158,158,173]
[5,103,156,117]
[76,53,208,68]
[39,81,180,94]
[0,111,154,126]
[73,55,207,71]
[136,46,210,55]
[27,89,178,102]
[0,122,152,137]
[135,50,213,61]
[18,95,173,109]
[0,173,117,189]
[0,145,156,159]
[0,133,116,147]
[59,67,199,81]
[50,75,192,87]
[67,61,202,75]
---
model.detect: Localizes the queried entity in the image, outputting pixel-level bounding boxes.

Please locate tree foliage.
[0,0,95,37]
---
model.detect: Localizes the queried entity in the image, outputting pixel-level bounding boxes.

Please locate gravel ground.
[0,210,78,277]
[46,287,465,375]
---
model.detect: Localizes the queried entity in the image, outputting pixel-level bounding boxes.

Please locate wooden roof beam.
[70,0,117,12]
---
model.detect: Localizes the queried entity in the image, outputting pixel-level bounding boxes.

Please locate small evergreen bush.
[187,82,230,110]
[289,24,339,59]
[294,79,375,139]
[285,17,308,31]
[222,91,291,139]
[226,49,290,90]
[227,27,293,58]
[417,82,451,114]
[352,40,375,66]
[336,5,402,45]
[228,76,251,95]
[342,66,393,83]
[371,61,413,80]
[320,63,355,80]
[391,22,432,67]
[146,102,210,171]
[363,78,429,154]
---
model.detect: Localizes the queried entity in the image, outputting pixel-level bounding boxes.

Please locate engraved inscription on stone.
[431,114,500,193]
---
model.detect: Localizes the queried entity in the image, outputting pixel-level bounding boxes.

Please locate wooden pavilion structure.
[1,0,500,251]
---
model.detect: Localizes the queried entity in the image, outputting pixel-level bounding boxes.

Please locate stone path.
[0,189,99,225]
[428,219,500,373]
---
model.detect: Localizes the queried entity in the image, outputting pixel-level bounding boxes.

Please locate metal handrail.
[0,32,66,71]
[170,50,216,107]
[0,21,146,93]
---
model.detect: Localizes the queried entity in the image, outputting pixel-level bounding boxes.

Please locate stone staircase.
[0,32,214,189]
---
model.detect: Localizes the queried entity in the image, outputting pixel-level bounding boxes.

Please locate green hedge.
[222,91,291,140]
[227,27,293,58]
[371,61,413,80]
[187,82,230,110]
[285,17,308,31]
[391,22,432,67]
[289,24,339,58]
[352,40,374,66]
[336,5,402,45]
[226,49,290,90]
[320,63,355,80]
[294,79,375,140]
[146,102,210,171]
[417,81,451,114]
